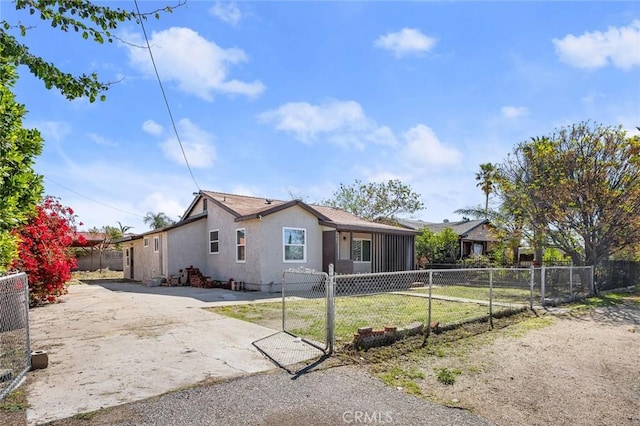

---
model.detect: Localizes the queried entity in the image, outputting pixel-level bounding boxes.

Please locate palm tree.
[476,163,497,218]
[143,212,175,230]
[116,221,133,234]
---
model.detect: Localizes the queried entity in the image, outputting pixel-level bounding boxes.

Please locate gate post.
[327,264,335,355]
[541,265,546,307]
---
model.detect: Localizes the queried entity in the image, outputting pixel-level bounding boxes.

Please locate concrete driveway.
[26,281,286,425]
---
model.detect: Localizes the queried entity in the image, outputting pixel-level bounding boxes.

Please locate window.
[209,229,219,254]
[153,237,159,253]
[352,239,371,262]
[143,238,149,248]
[125,248,130,266]
[203,199,208,212]
[283,227,306,262]
[236,228,246,262]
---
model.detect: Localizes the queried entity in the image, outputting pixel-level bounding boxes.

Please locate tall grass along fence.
[280,265,594,353]
[0,272,30,399]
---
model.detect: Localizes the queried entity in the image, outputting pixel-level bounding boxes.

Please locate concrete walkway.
[26,281,287,425]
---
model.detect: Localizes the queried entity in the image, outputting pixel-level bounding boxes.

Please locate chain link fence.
[253,265,595,368]
[252,268,330,373]
[0,272,30,399]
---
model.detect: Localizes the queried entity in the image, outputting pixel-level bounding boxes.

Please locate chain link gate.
[253,267,333,374]
[0,272,30,399]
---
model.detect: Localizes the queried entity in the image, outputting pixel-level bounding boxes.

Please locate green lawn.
[208,293,492,345]
[408,284,531,305]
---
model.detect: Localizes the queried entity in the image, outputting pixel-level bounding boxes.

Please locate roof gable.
[181,191,417,235]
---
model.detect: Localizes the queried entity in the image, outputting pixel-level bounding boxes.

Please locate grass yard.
[208,293,491,346]
[408,284,531,305]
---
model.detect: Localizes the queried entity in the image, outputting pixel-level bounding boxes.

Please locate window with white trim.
[153,237,159,253]
[352,239,371,262]
[236,228,246,262]
[283,227,306,262]
[125,248,130,266]
[143,238,149,248]
[209,229,219,254]
[203,199,208,212]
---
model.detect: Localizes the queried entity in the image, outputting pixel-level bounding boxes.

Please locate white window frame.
[236,228,246,263]
[352,238,371,262]
[125,248,130,266]
[153,237,159,253]
[283,227,307,263]
[209,229,219,254]
[143,238,149,248]
[203,198,208,212]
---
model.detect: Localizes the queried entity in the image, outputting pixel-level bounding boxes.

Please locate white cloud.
[374,28,437,58]
[210,1,242,26]
[259,100,398,148]
[35,121,71,142]
[141,192,185,222]
[142,120,164,136]
[87,133,118,147]
[124,27,265,101]
[159,118,216,168]
[553,20,640,70]
[401,124,462,166]
[501,106,528,119]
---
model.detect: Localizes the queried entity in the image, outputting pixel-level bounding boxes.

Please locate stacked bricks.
[353,322,425,349]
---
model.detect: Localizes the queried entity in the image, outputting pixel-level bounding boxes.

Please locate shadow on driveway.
[81,279,281,304]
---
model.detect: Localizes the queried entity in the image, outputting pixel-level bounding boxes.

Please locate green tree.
[143,212,175,230]
[497,121,640,266]
[0,60,43,271]
[1,0,181,102]
[87,225,123,270]
[324,179,424,221]
[475,162,498,218]
[416,227,459,265]
[0,1,178,269]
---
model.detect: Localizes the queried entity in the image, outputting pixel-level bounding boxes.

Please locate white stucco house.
[121,191,418,292]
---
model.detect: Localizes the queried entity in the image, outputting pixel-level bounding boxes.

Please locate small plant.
[436,367,461,385]
[73,411,98,420]
[380,365,425,395]
[0,389,28,412]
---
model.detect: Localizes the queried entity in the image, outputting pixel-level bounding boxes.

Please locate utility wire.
[133,0,201,191]
[44,176,146,218]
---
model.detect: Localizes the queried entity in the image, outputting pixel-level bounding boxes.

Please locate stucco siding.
[167,219,207,277]
[256,206,324,291]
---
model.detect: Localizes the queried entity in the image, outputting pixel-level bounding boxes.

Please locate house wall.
[122,238,143,280]
[256,206,324,292]
[202,204,251,285]
[134,231,166,282]
[201,204,325,292]
[166,219,207,277]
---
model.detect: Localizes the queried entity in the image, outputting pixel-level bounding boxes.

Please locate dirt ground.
[377,295,640,426]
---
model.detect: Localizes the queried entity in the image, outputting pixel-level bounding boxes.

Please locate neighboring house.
[395,218,497,259]
[121,191,418,291]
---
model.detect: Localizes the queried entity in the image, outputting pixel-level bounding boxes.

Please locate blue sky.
[3,1,640,233]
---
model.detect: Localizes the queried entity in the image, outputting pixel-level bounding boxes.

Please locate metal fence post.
[541,265,546,307]
[427,270,432,339]
[281,270,287,332]
[529,267,534,310]
[489,269,494,329]
[326,264,335,355]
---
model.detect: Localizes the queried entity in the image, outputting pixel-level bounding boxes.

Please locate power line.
[133,0,201,191]
[44,176,145,218]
